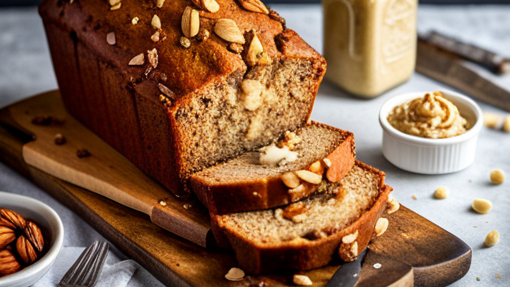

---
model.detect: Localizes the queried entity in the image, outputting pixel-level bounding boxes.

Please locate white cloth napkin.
[33,247,138,287]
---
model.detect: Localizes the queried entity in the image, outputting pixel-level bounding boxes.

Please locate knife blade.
[326,248,368,287]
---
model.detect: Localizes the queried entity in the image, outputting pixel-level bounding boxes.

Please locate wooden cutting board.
[0,91,471,287]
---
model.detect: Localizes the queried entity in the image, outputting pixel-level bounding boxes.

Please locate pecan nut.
[25,221,44,253]
[16,235,38,264]
[0,208,26,230]
[0,226,16,249]
[0,249,21,276]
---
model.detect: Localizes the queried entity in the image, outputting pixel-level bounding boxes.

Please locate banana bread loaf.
[39,0,326,196]
[190,122,355,214]
[211,161,392,274]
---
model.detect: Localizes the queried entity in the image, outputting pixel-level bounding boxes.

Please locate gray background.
[1,3,510,286]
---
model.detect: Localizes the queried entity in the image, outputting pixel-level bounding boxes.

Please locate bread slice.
[39,0,326,197]
[189,122,355,214]
[211,161,391,274]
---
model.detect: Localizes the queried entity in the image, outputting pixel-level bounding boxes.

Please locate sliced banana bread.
[211,161,391,274]
[39,0,326,197]
[190,122,355,214]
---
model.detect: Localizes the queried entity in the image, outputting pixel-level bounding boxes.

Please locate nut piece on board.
[490,169,505,184]
[472,198,492,214]
[387,198,400,214]
[225,267,245,281]
[484,230,499,247]
[293,274,313,286]
[483,113,500,128]
[375,218,389,236]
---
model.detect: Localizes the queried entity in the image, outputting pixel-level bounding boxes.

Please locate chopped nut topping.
[342,230,358,244]
[151,14,161,29]
[180,37,191,49]
[158,83,175,99]
[54,133,66,145]
[375,218,389,236]
[225,267,245,281]
[159,94,172,108]
[237,0,269,14]
[181,7,200,38]
[294,170,322,185]
[156,0,165,8]
[293,274,312,286]
[106,32,116,45]
[351,241,358,257]
[131,17,139,25]
[147,48,158,68]
[192,0,220,13]
[128,53,145,66]
[151,31,160,42]
[246,32,263,66]
[228,43,243,54]
[323,158,332,168]
[109,0,120,6]
[110,2,121,10]
[214,19,245,44]
[308,161,322,174]
[198,29,210,41]
[279,131,302,150]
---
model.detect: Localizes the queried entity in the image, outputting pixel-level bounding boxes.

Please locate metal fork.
[58,241,109,287]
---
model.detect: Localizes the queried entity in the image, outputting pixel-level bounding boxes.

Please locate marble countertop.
[1,4,510,286]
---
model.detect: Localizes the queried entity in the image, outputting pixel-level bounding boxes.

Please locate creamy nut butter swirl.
[387,91,470,139]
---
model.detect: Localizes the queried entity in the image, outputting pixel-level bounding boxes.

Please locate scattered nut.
[496,273,502,279]
[225,267,245,281]
[180,37,191,49]
[483,113,500,128]
[110,2,121,10]
[293,274,312,286]
[147,48,158,68]
[131,17,139,25]
[342,230,358,244]
[158,83,175,99]
[76,149,91,158]
[434,187,449,199]
[181,7,200,38]
[387,199,400,214]
[484,230,499,247]
[412,195,417,200]
[281,172,300,189]
[237,0,269,14]
[151,31,160,42]
[375,218,389,236]
[214,19,245,44]
[503,116,510,133]
[54,133,66,145]
[198,29,210,41]
[106,32,116,45]
[128,53,145,66]
[472,198,492,214]
[151,14,161,29]
[156,0,165,8]
[322,158,332,168]
[159,200,167,206]
[490,169,505,184]
[192,0,220,13]
[246,32,263,66]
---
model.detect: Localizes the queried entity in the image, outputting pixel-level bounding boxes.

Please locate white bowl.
[379,90,483,174]
[0,192,64,287]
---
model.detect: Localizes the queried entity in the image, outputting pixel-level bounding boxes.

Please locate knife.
[326,248,368,287]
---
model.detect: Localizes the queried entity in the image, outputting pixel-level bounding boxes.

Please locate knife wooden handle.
[8,91,212,247]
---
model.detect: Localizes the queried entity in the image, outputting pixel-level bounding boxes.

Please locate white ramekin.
[379,90,483,174]
[0,192,64,287]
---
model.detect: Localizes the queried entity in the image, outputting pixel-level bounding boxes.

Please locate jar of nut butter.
[323,0,417,97]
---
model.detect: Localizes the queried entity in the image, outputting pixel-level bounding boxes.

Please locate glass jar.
[323,0,417,98]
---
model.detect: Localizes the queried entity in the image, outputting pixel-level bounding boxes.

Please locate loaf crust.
[190,122,356,214]
[211,161,392,274]
[39,0,326,196]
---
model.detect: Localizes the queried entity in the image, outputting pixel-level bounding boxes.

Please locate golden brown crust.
[212,161,391,274]
[189,123,355,215]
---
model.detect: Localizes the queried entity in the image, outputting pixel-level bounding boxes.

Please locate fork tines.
[58,241,109,287]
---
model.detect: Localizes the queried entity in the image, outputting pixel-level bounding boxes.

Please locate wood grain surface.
[0,91,472,287]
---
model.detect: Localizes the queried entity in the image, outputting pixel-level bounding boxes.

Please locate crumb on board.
[412,195,417,200]
[76,149,91,158]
